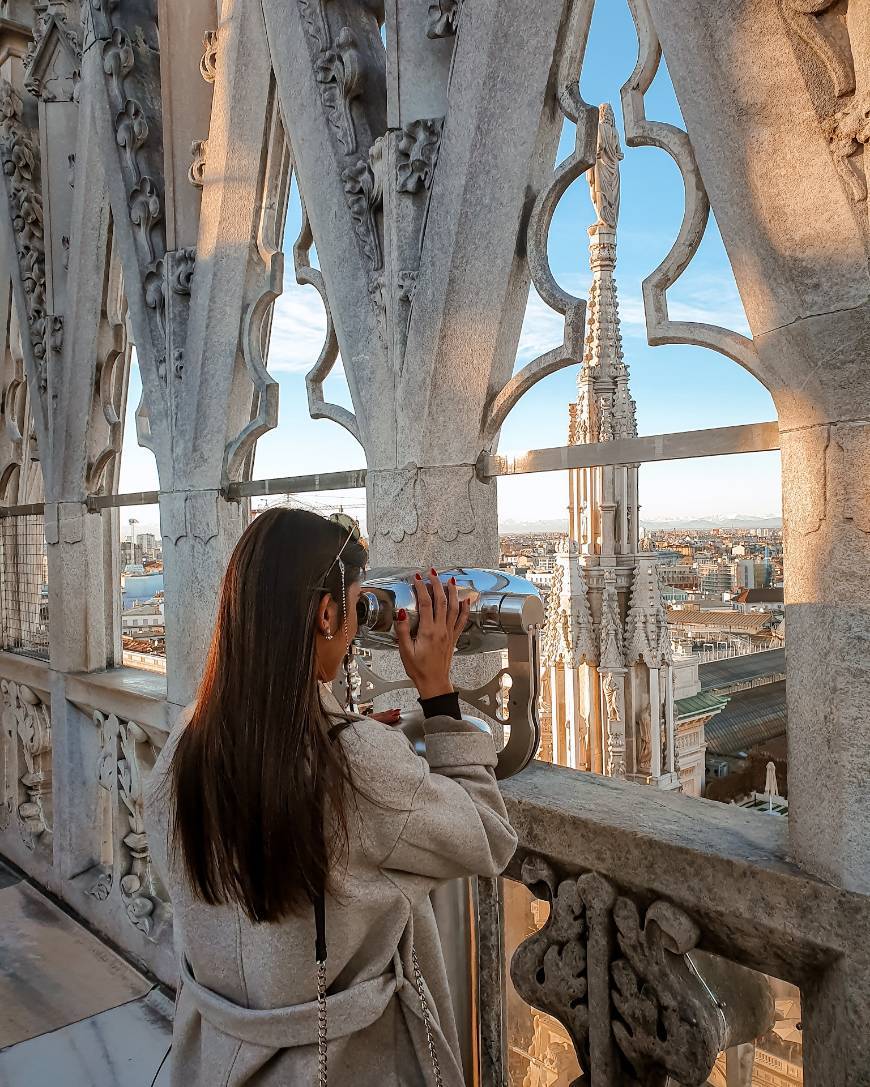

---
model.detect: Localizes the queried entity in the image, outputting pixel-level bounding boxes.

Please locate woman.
[145,507,517,1086]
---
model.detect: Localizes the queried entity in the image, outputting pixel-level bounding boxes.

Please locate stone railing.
[2,653,866,1085]
[0,653,176,982]
[491,761,869,1086]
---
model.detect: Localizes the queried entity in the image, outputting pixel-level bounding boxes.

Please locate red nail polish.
[430,568,437,576]
[415,572,423,581]
[397,608,407,621]
[450,576,456,584]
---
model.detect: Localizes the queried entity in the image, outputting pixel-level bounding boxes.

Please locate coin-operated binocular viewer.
[337,568,544,779]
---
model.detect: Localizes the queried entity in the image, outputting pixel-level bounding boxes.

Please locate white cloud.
[267,278,342,376]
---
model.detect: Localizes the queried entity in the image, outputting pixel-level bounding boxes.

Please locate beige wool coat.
[145,696,517,1087]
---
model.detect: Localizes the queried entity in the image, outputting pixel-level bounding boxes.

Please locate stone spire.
[544,104,680,788]
[575,103,637,448]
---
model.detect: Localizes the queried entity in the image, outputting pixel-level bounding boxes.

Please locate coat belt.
[180,952,424,1050]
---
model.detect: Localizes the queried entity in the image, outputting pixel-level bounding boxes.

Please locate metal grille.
[0,513,49,660]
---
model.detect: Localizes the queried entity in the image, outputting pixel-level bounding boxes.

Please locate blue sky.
[120,1,781,529]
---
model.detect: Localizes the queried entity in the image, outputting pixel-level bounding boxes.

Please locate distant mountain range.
[499,514,782,534]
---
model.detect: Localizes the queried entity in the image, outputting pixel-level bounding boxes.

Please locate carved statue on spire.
[587,102,623,230]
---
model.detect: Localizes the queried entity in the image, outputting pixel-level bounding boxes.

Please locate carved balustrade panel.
[85,710,170,942]
[509,854,775,1087]
[0,677,51,855]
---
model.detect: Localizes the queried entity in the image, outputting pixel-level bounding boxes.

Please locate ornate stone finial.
[587,102,623,232]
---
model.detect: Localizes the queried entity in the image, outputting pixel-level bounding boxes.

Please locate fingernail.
[415,572,423,581]
[397,608,407,621]
[450,576,456,585]
[430,568,437,575]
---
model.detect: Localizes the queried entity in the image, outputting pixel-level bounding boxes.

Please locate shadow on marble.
[0,988,172,1087]
[0,859,152,1047]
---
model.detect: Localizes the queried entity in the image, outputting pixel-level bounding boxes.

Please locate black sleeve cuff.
[418,691,462,720]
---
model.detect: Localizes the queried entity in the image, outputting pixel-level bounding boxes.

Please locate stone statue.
[603,672,620,721]
[638,706,652,773]
[588,102,623,230]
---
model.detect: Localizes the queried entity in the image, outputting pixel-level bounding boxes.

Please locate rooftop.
[704,681,787,756]
[674,690,729,722]
[733,588,785,605]
[667,609,776,632]
[699,648,786,691]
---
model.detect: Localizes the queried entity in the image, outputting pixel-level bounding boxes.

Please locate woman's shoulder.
[333,716,426,808]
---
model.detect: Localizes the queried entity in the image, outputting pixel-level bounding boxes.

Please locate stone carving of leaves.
[188,139,207,188]
[120,873,154,935]
[129,176,162,266]
[315,26,364,155]
[200,30,219,83]
[115,99,149,176]
[87,871,113,900]
[397,269,418,303]
[144,257,165,312]
[427,0,461,38]
[169,248,196,296]
[102,27,134,88]
[0,82,48,385]
[342,159,383,274]
[396,118,443,194]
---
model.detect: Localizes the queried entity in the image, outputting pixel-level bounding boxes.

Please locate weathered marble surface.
[0,859,152,1047]
[0,987,172,1086]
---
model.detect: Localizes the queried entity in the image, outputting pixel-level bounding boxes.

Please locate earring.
[324,627,334,641]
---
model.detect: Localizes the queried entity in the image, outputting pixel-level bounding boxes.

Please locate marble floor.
[0,858,172,1086]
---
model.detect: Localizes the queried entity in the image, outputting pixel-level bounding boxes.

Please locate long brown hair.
[168,507,367,924]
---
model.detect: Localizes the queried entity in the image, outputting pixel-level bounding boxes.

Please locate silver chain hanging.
[317,959,328,1087]
[412,947,445,1087]
[315,946,443,1087]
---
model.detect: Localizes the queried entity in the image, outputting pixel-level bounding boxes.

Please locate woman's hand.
[395,569,471,699]
[370,708,402,725]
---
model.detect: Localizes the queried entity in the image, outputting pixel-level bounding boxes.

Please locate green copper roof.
[674,691,729,721]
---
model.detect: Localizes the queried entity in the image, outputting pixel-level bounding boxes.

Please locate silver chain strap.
[315,945,443,1087]
[317,959,328,1087]
[412,946,445,1087]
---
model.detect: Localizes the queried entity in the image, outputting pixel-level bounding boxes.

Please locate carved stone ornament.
[342,158,383,280]
[0,81,49,394]
[188,139,208,188]
[511,855,774,1087]
[89,711,169,940]
[397,269,418,303]
[426,0,461,38]
[396,118,443,193]
[598,573,624,672]
[0,680,52,852]
[314,26,365,155]
[24,11,82,103]
[778,1,869,206]
[624,559,670,668]
[200,29,219,83]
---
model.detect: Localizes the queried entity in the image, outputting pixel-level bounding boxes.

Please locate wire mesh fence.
[0,513,49,660]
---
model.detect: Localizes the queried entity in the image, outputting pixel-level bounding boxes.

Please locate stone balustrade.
[497,762,869,1085]
[0,653,176,982]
